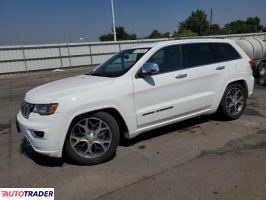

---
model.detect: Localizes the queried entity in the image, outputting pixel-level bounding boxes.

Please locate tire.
[257,61,266,77]
[217,83,247,120]
[65,112,120,165]
[256,76,266,86]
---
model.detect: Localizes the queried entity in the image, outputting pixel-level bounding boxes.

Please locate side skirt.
[128,108,213,139]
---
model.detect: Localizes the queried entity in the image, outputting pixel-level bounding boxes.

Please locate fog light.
[30,130,44,138]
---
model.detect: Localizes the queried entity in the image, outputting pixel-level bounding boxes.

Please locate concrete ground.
[0,67,266,200]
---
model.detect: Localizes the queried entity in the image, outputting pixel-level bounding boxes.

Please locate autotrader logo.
[0,188,54,200]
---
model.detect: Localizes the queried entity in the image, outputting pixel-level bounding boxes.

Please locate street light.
[110,0,117,41]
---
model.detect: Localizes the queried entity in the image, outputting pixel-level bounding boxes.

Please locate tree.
[99,34,113,41]
[208,24,224,35]
[162,32,172,38]
[224,20,249,34]
[99,26,136,41]
[224,17,263,34]
[148,29,163,39]
[116,26,137,40]
[246,17,263,32]
[178,10,209,36]
[174,29,198,37]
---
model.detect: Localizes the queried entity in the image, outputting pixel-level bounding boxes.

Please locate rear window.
[213,43,241,62]
[182,43,215,68]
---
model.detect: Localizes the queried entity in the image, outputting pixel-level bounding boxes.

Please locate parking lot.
[0,67,266,200]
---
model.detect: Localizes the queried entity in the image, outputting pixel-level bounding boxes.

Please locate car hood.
[25,75,114,103]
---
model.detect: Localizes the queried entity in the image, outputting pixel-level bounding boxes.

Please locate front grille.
[21,101,34,119]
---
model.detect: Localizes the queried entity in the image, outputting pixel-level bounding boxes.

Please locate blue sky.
[0,0,265,45]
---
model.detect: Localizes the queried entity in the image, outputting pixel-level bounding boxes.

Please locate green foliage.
[148,29,163,39]
[147,30,173,39]
[224,17,263,34]
[224,20,249,34]
[246,16,263,32]
[99,34,113,41]
[162,32,171,38]
[177,11,264,36]
[174,29,198,37]
[99,26,136,41]
[178,10,209,36]
[116,27,137,40]
[208,24,224,35]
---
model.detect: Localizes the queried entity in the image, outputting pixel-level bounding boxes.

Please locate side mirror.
[141,62,160,76]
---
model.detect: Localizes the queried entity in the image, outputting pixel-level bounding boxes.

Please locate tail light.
[249,60,256,71]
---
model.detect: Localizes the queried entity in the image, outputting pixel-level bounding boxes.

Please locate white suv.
[17,39,254,165]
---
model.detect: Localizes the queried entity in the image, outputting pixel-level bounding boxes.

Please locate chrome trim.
[142,62,160,75]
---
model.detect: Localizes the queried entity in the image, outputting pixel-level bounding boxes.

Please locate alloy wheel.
[226,87,244,115]
[70,117,112,158]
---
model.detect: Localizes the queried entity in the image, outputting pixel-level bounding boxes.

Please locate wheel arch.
[61,107,129,154]
[227,79,248,96]
[214,78,249,112]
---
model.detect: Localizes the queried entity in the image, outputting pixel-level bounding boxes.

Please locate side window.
[183,43,215,68]
[214,43,241,62]
[147,45,182,74]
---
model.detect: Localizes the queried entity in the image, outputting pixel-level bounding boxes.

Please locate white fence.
[0,32,266,74]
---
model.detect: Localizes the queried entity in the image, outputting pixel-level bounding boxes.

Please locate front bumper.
[16,111,65,158]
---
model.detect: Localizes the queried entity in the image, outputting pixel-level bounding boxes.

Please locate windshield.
[90,48,150,77]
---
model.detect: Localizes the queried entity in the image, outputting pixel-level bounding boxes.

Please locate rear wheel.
[218,83,247,120]
[65,112,120,165]
[257,61,266,77]
[256,76,266,86]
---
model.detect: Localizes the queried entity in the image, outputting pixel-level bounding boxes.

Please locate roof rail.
[173,36,225,40]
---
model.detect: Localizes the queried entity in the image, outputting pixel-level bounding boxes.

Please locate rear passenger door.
[182,43,230,112]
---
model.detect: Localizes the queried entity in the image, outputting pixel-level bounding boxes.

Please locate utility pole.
[111,0,117,41]
[210,8,213,26]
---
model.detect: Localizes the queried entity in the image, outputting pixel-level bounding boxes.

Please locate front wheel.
[217,83,247,120]
[65,112,120,165]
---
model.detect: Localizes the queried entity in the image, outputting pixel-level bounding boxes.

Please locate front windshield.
[90,48,150,77]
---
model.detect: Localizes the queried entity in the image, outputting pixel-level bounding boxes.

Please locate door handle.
[216,66,225,70]
[176,74,187,79]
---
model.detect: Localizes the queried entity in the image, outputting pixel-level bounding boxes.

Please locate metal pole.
[111,0,117,41]
[65,32,72,67]
[58,45,63,68]
[67,42,72,67]
[89,44,93,66]
[22,47,28,72]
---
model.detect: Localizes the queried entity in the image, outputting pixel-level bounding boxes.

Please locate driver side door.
[133,45,190,127]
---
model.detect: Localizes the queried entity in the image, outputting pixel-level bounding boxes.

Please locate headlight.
[32,103,58,115]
